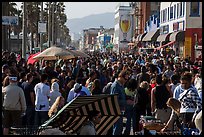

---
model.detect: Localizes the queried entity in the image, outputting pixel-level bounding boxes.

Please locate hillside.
[66,12,115,34]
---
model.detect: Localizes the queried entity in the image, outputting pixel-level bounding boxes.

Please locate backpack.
[133,88,148,108]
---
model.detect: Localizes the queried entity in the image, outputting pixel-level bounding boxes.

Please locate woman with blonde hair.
[48,96,65,118]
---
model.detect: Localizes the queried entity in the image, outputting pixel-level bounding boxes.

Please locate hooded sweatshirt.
[49,82,61,107]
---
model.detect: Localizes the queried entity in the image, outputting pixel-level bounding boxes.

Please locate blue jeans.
[22,106,35,126]
[112,116,123,135]
[124,105,136,135]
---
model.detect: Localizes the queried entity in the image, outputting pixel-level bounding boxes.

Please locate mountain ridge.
[66,12,115,34]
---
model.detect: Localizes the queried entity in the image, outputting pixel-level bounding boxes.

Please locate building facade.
[97,28,114,52]
[114,4,133,53]
[82,28,101,52]
[159,2,202,61]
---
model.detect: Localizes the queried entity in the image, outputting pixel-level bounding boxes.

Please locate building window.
[154,17,156,24]
[160,11,162,22]
[174,5,176,19]
[190,2,200,17]
[157,18,160,28]
[183,2,185,16]
[180,2,182,16]
[177,3,179,18]
[168,7,169,21]
[163,8,167,22]
[170,6,173,19]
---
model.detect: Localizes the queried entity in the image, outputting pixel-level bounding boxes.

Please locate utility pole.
[48,2,51,48]
[40,2,43,52]
[22,2,27,59]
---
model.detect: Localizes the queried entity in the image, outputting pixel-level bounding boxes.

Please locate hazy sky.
[65,2,129,19]
[15,2,130,19]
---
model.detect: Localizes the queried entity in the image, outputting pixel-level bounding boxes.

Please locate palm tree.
[26,2,41,52]
[2,2,19,51]
[2,2,9,51]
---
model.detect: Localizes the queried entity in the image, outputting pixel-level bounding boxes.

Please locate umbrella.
[27,52,41,65]
[41,94,121,135]
[33,46,75,60]
[69,50,90,58]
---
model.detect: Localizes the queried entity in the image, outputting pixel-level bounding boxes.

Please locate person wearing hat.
[2,74,27,135]
[78,109,102,135]
[67,83,85,103]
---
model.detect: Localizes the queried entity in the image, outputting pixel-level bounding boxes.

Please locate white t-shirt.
[34,82,50,111]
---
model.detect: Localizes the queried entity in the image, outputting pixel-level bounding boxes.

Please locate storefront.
[169,30,185,58]
[142,29,160,49]
[142,29,160,42]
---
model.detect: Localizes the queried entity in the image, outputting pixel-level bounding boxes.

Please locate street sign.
[2,16,18,25]
[38,21,47,33]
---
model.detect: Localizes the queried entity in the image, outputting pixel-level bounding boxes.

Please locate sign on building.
[2,16,18,25]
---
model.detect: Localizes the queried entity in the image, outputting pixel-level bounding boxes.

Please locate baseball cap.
[9,74,18,81]
[73,83,82,92]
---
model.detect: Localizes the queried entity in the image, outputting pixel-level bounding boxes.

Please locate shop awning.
[169,31,185,41]
[135,33,147,42]
[135,34,141,42]
[156,33,172,42]
[142,29,160,41]
[156,41,175,50]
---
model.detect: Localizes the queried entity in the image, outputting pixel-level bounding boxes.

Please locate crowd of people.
[2,50,202,135]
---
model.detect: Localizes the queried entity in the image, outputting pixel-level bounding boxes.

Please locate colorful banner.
[184,37,191,58]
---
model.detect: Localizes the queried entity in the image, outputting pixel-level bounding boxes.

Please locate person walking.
[123,78,137,135]
[161,72,202,132]
[49,82,61,107]
[110,70,129,135]
[151,74,172,124]
[20,73,35,126]
[2,75,26,135]
[34,73,50,126]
